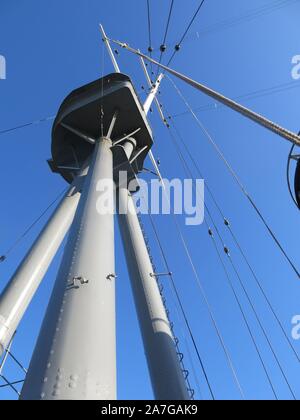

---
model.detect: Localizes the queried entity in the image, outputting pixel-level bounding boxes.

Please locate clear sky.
[1,0,300,401]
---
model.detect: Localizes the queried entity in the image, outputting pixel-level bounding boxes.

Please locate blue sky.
[1,0,300,400]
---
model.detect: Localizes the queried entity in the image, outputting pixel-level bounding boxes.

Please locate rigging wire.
[202,183,297,399]
[180,335,204,400]
[132,111,245,396]
[146,0,154,74]
[109,39,300,146]
[166,0,206,67]
[146,0,152,50]
[109,20,299,397]
[129,163,196,397]
[162,0,175,46]
[159,86,298,398]
[0,340,19,395]
[132,46,214,398]
[166,117,298,399]
[2,80,296,141]
[169,120,300,363]
[5,349,27,374]
[142,155,246,399]
[188,0,297,40]
[209,236,279,400]
[0,374,20,396]
[0,188,67,263]
[152,0,297,51]
[226,251,297,400]
[147,212,215,400]
[155,0,175,78]
[140,10,300,369]
[153,196,245,399]
[126,148,214,398]
[0,380,24,390]
[0,116,55,137]
[0,333,26,396]
[137,212,195,399]
[166,75,300,279]
[171,80,300,119]
[166,124,281,400]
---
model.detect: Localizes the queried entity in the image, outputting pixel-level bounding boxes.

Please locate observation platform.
[48,73,153,184]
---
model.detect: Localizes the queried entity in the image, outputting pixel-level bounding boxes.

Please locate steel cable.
[169,119,300,363]
[166,75,300,278]
[163,110,297,400]
[167,0,206,67]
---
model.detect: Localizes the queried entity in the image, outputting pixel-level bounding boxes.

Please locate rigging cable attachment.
[109,38,300,147]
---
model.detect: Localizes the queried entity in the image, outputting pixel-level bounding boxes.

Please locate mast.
[117,166,190,400]
[20,135,116,400]
[17,42,187,397]
[0,172,86,357]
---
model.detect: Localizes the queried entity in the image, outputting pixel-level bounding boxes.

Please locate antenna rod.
[110,39,300,147]
[144,74,164,115]
[99,24,121,73]
[139,53,167,124]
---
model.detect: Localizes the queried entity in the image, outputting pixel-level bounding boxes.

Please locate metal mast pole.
[20,134,116,400]
[118,172,190,400]
[143,74,164,115]
[99,24,121,73]
[0,171,86,357]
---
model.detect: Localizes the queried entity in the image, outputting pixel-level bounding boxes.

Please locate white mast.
[0,170,86,357]
[21,132,116,400]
